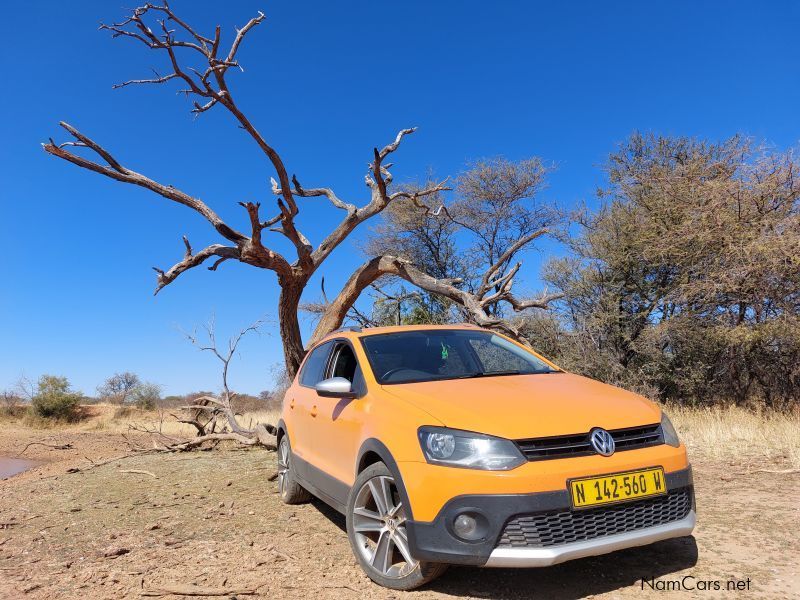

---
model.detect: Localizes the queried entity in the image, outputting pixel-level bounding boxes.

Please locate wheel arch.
[276,419,287,444]
[355,438,414,520]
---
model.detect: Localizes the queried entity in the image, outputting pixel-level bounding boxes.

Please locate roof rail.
[333,326,362,333]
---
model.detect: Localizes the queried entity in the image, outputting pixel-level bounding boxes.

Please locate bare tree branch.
[479,228,549,295]
[43,122,247,244]
[154,244,240,295]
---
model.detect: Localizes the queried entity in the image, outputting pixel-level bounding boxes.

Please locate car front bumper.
[484,509,695,567]
[404,466,695,567]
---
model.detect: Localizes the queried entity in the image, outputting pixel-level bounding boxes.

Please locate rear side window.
[299,341,333,387]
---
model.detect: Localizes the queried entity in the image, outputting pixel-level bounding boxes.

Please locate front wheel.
[346,462,447,590]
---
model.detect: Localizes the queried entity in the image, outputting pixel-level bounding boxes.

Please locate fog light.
[453,514,478,539]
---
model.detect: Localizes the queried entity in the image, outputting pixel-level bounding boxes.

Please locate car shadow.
[311,497,347,532]
[426,536,698,599]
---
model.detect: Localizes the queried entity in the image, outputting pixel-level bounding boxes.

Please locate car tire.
[346,462,447,590]
[276,434,311,504]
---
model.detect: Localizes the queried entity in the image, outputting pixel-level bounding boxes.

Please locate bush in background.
[132,382,162,410]
[0,389,25,418]
[97,372,141,405]
[30,375,81,420]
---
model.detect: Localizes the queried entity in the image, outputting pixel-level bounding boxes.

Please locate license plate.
[569,467,667,509]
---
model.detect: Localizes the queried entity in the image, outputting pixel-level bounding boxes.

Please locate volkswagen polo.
[276,324,695,590]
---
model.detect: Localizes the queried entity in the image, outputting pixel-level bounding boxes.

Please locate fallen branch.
[748,468,800,475]
[125,319,279,453]
[119,469,157,478]
[141,584,258,597]
[19,442,74,455]
[64,450,157,475]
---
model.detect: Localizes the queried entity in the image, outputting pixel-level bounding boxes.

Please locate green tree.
[31,375,82,420]
[360,160,562,329]
[538,133,800,407]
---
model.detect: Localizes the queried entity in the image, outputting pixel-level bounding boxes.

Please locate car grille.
[497,488,692,548]
[515,423,663,461]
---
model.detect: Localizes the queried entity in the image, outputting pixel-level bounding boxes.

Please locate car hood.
[381,372,660,439]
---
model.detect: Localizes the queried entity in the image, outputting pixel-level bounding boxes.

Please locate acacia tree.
[97,372,141,405]
[539,133,800,407]
[44,3,558,378]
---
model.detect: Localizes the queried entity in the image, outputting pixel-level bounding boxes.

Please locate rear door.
[286,340,333,477]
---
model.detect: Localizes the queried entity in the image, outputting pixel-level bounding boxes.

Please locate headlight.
[661,413,680,447]
[418,426,526,470]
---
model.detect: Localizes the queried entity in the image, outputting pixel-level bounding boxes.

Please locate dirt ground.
[0,428,797,600]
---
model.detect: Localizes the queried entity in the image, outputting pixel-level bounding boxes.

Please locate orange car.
[277,325,695,590]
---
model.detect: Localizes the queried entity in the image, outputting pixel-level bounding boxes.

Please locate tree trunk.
[278,279,307,379]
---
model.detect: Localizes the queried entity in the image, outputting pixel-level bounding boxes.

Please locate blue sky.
[2,1,798,396]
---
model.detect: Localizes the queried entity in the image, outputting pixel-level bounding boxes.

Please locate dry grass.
[0,403,282,440]
[666,403,800,468]
[77,404,282,437]
[2,401,797,468]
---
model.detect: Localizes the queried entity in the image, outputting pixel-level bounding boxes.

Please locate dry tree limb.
[748,468,800,475]
[18,442,74,455]
[118,469,157,478]
[63,450,158,475]
[141,583,258,597]
[121,319,279,453]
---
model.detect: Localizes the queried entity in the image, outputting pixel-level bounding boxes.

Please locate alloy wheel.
[352,475,418,578]
[277,437,290,497]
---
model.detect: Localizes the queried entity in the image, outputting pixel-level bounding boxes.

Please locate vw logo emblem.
[590,428,615,456]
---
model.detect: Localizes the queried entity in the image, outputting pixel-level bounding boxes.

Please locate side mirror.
[315,377,356,398]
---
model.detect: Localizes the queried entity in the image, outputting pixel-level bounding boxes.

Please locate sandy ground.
[0,428,797,600]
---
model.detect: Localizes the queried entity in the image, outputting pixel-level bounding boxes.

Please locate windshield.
[360,329,559,384]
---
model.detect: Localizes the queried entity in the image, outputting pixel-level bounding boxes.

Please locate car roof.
[323,323,484,342]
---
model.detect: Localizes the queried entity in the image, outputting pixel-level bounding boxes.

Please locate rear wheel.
[276,435,311,504]
[346,462,447,590]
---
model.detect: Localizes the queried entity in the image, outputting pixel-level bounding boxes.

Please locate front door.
[309,339,367,491]
[286,340,333,479]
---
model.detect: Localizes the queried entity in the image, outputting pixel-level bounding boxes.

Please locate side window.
[329,343,358,382]
[329,342,366,396]
[299,341,333,387]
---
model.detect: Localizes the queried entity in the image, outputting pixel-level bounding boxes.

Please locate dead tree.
[129,318,276,450]
[43,3,559,378]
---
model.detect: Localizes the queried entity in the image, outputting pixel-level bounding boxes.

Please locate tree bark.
[278,277,307,378]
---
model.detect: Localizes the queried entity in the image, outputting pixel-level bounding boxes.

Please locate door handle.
[310,405,318,417]
[289,398,295,410]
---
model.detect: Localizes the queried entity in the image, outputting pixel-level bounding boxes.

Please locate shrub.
[231,393,268,413]
[131,382,162,410]
[1,390,23,417]
[31,375,81,420]
[112,405,135,419]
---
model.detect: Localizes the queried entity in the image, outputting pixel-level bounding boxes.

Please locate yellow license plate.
[569,467,667,509]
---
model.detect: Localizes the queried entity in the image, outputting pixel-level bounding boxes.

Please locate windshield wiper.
[455,369,562,379]
[455,370,522,379]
